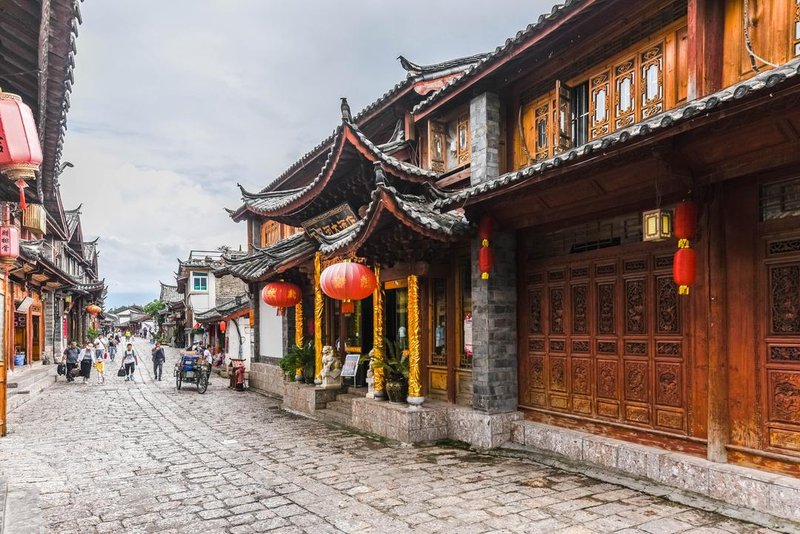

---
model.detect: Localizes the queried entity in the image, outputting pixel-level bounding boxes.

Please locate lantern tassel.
[16,180,27,210]
[481,272,489,280]
[677,238,690,249]
[679,285,690,295]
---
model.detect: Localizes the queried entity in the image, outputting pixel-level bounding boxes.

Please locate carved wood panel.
[522,244,688,435]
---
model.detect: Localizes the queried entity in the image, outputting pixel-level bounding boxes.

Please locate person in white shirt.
[121,344,138,382]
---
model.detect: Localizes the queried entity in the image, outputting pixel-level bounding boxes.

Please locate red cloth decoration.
[261,281,302,316]
[479,246,494,280]
[0,90,43,184]
[320,262,376,311]
[218,320,226,333]
[478,215,494,247]
[0,225,19,269]
[674,200,698,248]
[673,247,697,295]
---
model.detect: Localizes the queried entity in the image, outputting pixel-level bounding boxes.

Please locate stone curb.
[492,443,800,534]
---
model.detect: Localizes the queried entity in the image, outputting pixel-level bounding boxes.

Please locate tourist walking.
[94,350,107,385]
[108,336,117,361]
[62,341,81,382]
[151,342,166,381]
[121,343,138,382]
[79,343,94,384]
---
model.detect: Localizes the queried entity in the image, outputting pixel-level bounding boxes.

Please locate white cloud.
[60,0,554,307]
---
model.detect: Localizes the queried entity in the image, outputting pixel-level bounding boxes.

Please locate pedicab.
[174,353,209,393]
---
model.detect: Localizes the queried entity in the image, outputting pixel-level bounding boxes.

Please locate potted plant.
[279,347,298,381]
[282,341,315,383]
[361,339,409,403]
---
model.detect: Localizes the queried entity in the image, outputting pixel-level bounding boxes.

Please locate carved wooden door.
[520,243,691,436]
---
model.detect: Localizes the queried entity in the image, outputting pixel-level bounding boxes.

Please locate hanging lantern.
[673,247,697,295]
[642,208,672,242]
[320,261,376,314]
[478,215,494,247]
[193,322,201,329]
[85,304,102,316]
[0,88,43,209]
[674,200,698,248]
[261,281,302,316]
[0,224,19,270]
[479,246,494,280]
[218,320,226,333]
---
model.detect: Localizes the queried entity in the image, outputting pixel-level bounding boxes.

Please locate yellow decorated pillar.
[294,302,304,380]
[314,253,323,383]
[407,274,424,407]
[372,263,385,399]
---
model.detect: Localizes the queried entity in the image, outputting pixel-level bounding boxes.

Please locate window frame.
[191,271,208,292]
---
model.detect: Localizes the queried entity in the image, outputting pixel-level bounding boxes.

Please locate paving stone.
[0,340,784,533]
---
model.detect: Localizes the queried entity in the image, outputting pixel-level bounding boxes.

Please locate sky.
[60,0,554,309]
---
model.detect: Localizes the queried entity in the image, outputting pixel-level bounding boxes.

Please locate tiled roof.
[65,205,82,239]
[316,180,470,257]
[412,0,585,116]
[398,53,489,77]
[232,120,437,220]
[159,282,181,304]
[436,57,800,209]
[195,295,250,323]
[223,232,317,283]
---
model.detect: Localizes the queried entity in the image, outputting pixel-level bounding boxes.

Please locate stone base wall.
[446,406,522,449]
[248,362,284,398]
[351,399,448,443]
[282,382,339,416]
[511,420,800,523]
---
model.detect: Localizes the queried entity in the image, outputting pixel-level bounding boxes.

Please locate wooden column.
[707,186,729,462]
[372,264,385,399]
[314,253,323,382]
[407,274,424,406]
[687,0,724,99]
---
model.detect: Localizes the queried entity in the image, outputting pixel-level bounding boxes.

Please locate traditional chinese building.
[224,0,800,520]
[1,0,105,436]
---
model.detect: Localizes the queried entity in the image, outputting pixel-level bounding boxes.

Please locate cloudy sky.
[61,0,553,308]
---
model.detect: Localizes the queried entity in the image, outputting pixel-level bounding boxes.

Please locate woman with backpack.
[121,343,138,382]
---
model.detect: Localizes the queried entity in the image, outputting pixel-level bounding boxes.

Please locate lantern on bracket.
[85,304,102,317]
[0,87,43,210]
[320,260,376,315]
[642,208,672,242]
[261,281,302,316]
[218,320,227,333]
[672,199,698,295]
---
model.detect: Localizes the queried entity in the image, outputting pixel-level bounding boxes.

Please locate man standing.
[62,341,81,382]
[151,342,166,381]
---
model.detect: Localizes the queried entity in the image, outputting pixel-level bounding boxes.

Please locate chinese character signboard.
[301,203,358,242]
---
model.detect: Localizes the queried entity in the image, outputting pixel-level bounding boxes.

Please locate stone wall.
[248,361,284,398]
[282,382,338,416]
[215,274,248,305]
[471,232,518,413]
[42,291,55,363]
[469,92,501,185]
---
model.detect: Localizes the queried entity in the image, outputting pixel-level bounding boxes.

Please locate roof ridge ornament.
[340,97,353,123]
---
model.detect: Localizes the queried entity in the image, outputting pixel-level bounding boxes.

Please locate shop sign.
[341,353,360,379]
[302,203,357,242]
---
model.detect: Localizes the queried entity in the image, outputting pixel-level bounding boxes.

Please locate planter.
[385,377,408,404]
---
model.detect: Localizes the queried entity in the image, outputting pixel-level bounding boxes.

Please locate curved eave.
[230,121,438,222]
[318,186,468,258]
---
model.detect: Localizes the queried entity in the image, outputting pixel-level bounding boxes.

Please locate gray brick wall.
[470,92,501,185]
[471,231,518,413]
[43,291,54,363]
[216,274,248,305]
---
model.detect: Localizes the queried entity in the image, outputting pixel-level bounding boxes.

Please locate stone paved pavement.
[0,340,785,533]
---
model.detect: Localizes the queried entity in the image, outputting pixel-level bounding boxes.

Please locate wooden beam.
[687,0,725,99]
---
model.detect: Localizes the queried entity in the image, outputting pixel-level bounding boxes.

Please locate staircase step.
[325,401,353,416]
[316,409,350,427]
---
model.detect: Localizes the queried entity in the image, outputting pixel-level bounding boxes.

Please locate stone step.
[315,409,350,427]
[325,400,353,416]
[7,365,55,391]
[6,368,58,413]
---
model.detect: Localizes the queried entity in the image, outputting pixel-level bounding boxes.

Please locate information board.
[341,353,360,378]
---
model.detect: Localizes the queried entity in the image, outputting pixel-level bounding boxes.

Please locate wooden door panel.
[521,244,690,437]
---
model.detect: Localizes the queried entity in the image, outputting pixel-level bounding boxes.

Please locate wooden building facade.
[227,0,800,478]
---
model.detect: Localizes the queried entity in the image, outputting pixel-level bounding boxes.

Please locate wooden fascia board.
[412,0,604,123]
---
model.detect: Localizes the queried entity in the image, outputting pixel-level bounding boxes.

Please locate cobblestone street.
[0,340,784,534]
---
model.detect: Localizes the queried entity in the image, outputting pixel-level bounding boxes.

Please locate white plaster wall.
[259,298,283,359]
[226,317,253,369]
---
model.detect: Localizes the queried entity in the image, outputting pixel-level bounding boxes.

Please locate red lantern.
[674,200,698,248]
[479,246,494,280]
[320,261,376,314]
[261,281,302,316]
[0,89,43,209]
[218,320,226,333]
[478,215,494,247]
[85,304,102,316]
[673,247,697,295]
[0,224,19,270]
[193,322,201,329]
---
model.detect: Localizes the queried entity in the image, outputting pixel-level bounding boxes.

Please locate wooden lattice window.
[794,0,800,56]
[261,221,280,247]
